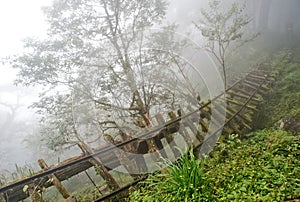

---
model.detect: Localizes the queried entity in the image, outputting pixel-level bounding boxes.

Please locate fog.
[0,0,299,180]
[0,0,51,173]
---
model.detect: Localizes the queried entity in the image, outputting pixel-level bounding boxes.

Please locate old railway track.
[0,59,283,202]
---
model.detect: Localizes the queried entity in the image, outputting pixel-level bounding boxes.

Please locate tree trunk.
[102,0,158,155]
[222,64,227,90]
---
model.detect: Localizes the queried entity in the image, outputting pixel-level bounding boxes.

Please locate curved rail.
[95,72,273,201]
[0,67,276,202]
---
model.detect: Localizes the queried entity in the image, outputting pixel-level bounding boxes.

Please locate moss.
[253,50,300,132]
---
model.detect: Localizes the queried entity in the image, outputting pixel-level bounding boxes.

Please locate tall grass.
[130,148,214,202]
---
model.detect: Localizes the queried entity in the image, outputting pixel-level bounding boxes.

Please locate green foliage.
[194,0,258,87]
[8,0,199,151]
[72,185,102,202]
[130,148,214,202]
[208,130,300,201]
[130,130,300,201]
[254,49,300,131]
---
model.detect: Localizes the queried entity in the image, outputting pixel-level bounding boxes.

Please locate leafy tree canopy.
[194,0,259,88]
[9,0,201,151]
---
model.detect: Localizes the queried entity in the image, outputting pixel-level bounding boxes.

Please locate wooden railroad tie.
[0,62,284,202]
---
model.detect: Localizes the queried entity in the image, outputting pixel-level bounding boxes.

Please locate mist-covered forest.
[0,0,299,201]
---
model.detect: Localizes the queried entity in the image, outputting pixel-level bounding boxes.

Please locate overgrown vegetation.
[130,149,214,202]
[130,130,300,201]
[129,49,300,201]
[254,48,300,132]
[1,0,299,200]
[0,163,36,186]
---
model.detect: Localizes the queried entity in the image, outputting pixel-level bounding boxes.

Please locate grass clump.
[130,149,214,202]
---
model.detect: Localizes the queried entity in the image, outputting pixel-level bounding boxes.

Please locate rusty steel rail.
[0,68,275,202]
[95,73,272,201]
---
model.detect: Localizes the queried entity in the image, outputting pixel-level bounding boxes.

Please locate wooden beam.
[38,159,71,199]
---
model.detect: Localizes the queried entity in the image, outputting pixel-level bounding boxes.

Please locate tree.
[7,0,207,187]
[8,0,201,157]
[194,0,259,88]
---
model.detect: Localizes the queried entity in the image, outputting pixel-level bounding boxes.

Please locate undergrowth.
[254,49,300,131]
[130,49,300,201]
[130,130,300,201]
[130,149,214,202]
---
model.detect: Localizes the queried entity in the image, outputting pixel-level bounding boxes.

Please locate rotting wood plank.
[226,121,243,135]
[207,105,232,134]
[155,114,173,144]
[244,78,265,85]
[199,118,209,133]
[242,81,269,93]
[166,111,182,158]
[78,141,120,191]
[230,87,260,99]
[246,73,267,80]
[180,110,201,141]
[227,91,261,103]
[38,159,71,199]
[226,98,257,111]
[3,151,123,202]
[218,97,254,128]
[198,103,211,120]
[244,79,270,90]
[226,106,253,126]
[212,103,243,135]
[242,81,260,90]
[227,111,252,130]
